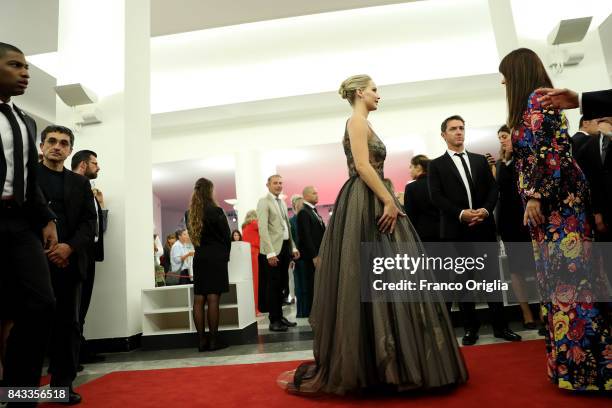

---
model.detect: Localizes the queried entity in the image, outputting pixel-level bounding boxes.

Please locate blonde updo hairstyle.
[338,74,372,105]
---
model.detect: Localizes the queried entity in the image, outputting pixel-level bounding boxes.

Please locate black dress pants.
[79,256,96,351]
[0,207,55,389]
[47,263,82,387]
[267,240,291,323]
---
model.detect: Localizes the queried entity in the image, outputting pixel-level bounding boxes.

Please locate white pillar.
[56,0,152,340]
[234,150,276,228]
[488,0,519,59]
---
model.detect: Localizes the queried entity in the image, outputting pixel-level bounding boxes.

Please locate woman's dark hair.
[187,178,216,247]
[410,154,430,174]
[231,230,242,241]
[499,48,553,129]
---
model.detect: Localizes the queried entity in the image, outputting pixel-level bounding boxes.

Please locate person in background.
[231,229,242,241]
[571,116,599,153]
[187,178,231,351]
[241,210,261,314]
[169,229,194,285]
[257,175,300,332]
[494,125,537,330]
[499,47,610,391]
[403,154,439,242]
[161,233,177,273]
[297,186,326,318]
[289,194,307,318]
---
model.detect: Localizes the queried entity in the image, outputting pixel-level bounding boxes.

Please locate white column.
[56,0,152,339]
[488,0,519,59]
[234,150,276,228]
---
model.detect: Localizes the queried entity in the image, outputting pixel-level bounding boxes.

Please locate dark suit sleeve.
[479,156,498,215]
[101,208,109,233]
[403,183,417,226]
[297,210,315,260]
[217,207,232,254]
[66,178,97,252]
[31,184,57,229]
[582,89,612,120]
[428,160,462,220]
[576,140,605,214]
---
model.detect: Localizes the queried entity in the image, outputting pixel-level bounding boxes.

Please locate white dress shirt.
[170,240,191,272]
[0,100,29,199]
[447,149,474,210]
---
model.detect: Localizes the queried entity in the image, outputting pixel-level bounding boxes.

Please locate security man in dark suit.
[38,125,97,404]
[297,186,326,316]
[0,42,58,399]
[428,115,521,346]
[403,154,439,242]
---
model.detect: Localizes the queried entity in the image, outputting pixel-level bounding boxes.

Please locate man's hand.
[524,198,545,226]
[268,256,279,267]
[460,209,480,224]
[47,243,73,267]
[594,213,608,234]
[536,88,579,110]
[42,220,58,251]
[468,208,489,227]
[292,250,300,260]
[93,188,105,208]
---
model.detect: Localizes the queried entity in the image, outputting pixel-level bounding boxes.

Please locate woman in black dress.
[495,125,537,329]
[187,178,232,351]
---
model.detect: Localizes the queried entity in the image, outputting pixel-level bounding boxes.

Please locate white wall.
[152,94,509,165]
[162,207,186,238]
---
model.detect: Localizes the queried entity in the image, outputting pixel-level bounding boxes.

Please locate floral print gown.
[512,92,611,391]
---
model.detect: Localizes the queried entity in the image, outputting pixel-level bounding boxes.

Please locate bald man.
[297,186,326,316]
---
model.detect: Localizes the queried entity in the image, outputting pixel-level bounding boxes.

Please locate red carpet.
[45,340,610,407]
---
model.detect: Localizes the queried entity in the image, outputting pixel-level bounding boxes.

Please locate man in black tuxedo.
[0,42,58,399]
[571,116,599,153]
[297,186,326,316]
[71,150,108,365]
[428,115,521,346]
[575,117,612,244]
[538,88,612,119]
[403,154,439,242]
[38,126,97,404]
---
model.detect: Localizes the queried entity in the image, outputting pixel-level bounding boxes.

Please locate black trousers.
[0,207,55,389]
[47,263,82,387]
[446,237,507,332]
[267,240,291,323]
[79,257,96,348]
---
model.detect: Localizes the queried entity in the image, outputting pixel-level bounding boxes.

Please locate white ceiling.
[150,0,499,113]
[150,0,418,36]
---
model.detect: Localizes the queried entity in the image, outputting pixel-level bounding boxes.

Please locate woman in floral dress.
[499,48,611,392]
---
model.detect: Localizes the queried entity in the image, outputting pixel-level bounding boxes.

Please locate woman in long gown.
[499,48,611,391]
[280,74,468,396]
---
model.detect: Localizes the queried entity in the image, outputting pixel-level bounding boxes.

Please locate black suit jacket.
[0,105,55,229]
[495,160,530,242]
[582,89,612,120]
[571,131,590,154]
[37,163,97,280]
[297,205,326,260]
[403,175,440,241]
[428,151,498,241]
[575,134,612,223]
[91,197,108,262]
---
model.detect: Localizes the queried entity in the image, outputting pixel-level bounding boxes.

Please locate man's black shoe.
[461,330,479,346]
[280,317,297,327]
[493,328,522,342]
[269,321,288,332]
